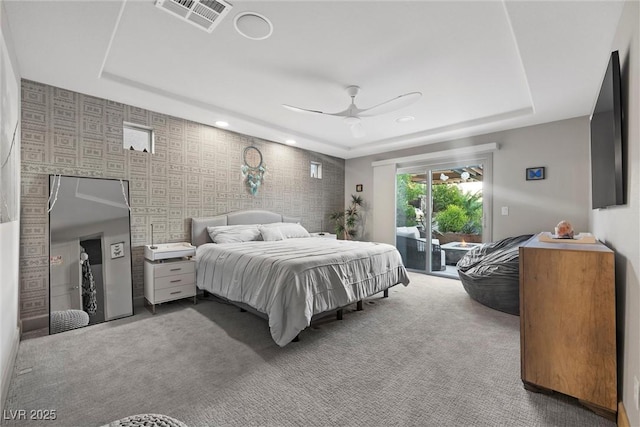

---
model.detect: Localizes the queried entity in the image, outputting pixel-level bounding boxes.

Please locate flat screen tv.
[590,50,624,209]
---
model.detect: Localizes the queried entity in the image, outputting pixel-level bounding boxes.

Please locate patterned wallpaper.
[19,80,345,330]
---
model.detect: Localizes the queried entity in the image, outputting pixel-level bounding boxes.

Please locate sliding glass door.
[396,173,430,271]
[429,163,484,277]
[396,155,492,278]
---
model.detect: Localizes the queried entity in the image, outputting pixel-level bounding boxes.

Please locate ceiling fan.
[282,86,422,138]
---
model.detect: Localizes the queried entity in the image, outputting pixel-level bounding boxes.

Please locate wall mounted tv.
[590,50,625,209]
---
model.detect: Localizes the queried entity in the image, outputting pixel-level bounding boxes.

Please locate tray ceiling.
[5,1,626,159]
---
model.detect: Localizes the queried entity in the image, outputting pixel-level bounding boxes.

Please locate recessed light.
[215,121,229,128]
[396,116,415,123]
[285,139,296,145]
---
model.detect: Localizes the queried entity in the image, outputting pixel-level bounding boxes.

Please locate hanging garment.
[82,259,98,315]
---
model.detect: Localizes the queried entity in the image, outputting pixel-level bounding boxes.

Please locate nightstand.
[310,232,337,239]
[144,243,197,314]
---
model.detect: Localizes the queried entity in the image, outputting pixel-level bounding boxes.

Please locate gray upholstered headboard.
[191,210,302,247]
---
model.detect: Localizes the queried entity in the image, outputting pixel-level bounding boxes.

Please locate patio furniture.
[456,234,534,315]
[396,227,445,271]
[440,241,482,265]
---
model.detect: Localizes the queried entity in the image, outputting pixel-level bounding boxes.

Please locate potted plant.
[330,195,363,240]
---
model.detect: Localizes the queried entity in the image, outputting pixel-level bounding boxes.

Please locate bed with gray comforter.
[192,210,409,346]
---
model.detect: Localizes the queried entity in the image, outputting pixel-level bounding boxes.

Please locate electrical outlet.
[634,376,640,411]
[501,206,509,216]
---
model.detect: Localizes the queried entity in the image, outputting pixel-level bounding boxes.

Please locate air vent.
[155,0,232,33]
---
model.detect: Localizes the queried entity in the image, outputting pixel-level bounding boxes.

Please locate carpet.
[3,272,614,426]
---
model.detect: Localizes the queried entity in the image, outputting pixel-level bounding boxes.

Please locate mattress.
[196,238,410,346]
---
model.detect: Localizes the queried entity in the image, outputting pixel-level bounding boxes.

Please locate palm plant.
[330,195,363,240]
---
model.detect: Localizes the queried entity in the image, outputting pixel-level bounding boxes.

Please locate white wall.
[371,164,396,245]
[346,116,591,242]
[0,0,20,415]
[591,1,640,425]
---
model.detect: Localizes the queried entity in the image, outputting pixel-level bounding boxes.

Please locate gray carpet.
[3,273,614,427]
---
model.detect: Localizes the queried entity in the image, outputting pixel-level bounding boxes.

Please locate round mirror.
[243,146,263,169]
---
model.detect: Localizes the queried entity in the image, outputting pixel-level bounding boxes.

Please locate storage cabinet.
[519,234,616,419]
[144,259,196,314]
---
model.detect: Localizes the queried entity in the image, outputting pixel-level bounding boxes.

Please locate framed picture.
[526,167,545,181]
[356,184,363,192]
[110,242,125,259]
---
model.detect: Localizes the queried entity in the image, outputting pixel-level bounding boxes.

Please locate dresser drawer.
[154,283,196,303]
[154,272,195,290]
[153,261,195,278]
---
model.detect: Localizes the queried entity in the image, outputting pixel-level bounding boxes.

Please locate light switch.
[501,206,509,216]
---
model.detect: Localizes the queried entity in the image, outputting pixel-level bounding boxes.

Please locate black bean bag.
[456,234,534,315]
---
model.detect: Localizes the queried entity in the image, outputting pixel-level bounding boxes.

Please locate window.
[310,162,322,179]
[123,122,154,153]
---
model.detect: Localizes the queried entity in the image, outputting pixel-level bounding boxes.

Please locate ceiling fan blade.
[282,104,327,115]
[358,91,422,117]
[282,104,351,117]
[350,122,366,138]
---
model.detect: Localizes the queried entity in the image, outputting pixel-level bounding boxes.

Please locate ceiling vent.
[155,0,233,33]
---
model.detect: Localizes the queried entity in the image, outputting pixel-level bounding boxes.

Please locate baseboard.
[20,314,48,334]
[618,401,630,427]
[1,326,20,415]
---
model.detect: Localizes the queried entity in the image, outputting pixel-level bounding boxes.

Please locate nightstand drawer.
[155,272,195,290]
[310,232,337,239]
[154,284,196,303]
[154,261,195,278]
[144,257,197,314]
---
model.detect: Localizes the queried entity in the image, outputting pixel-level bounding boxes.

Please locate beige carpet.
[3,273,614,427]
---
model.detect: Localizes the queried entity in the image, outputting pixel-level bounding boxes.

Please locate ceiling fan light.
[343,116,360,126]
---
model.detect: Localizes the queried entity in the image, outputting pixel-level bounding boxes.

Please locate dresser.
[519,234,616,419]
[144,258,196,314]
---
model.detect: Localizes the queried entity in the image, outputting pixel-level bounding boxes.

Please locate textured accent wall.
[19,80,345,329]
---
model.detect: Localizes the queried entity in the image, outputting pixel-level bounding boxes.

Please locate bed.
[191,210,410,346]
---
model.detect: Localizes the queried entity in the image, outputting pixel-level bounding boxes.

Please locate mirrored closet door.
[49,175,133,334]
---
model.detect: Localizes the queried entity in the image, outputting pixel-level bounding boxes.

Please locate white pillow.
[259,225,285,242]
[261,222,310,239]
[207,225,261,244]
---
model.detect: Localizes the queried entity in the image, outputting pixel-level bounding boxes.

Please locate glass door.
[396,154,492,278]
[396,173,429,272]
[429,164,484,278]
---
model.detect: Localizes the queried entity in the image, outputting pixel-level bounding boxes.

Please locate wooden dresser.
[519,234,616,419]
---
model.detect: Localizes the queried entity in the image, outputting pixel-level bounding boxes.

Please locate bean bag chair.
[456,234,533,315]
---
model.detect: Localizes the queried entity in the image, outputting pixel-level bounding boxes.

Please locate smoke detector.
[155,0,233,33]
